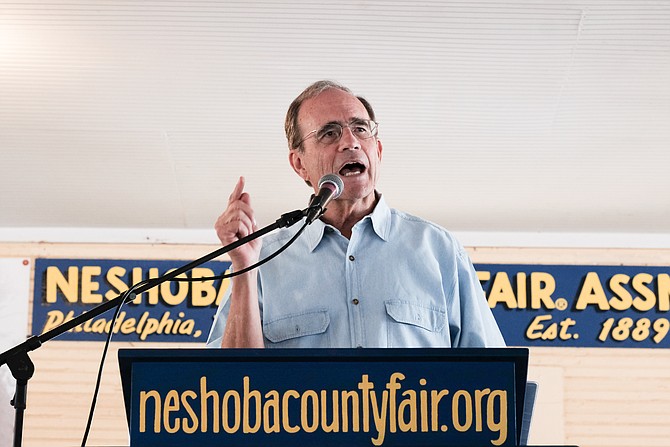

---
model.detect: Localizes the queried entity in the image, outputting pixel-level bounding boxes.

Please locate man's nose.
[338,126,361,151]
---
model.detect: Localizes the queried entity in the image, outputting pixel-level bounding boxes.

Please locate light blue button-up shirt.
[206,195,505,348]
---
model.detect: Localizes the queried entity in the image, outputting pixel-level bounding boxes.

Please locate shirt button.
[349,255,355,261]
[352,298,359,305]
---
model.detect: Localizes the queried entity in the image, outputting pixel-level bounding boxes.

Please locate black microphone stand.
[0,208,306,447]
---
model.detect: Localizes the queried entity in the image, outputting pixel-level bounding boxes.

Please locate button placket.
[346,246,364,347]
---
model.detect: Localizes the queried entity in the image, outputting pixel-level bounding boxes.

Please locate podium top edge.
[118,346,528,361]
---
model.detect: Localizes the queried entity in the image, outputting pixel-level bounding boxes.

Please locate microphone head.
[318,174,344,199]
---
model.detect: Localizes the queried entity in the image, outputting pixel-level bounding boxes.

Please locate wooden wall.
[1,241,669,447]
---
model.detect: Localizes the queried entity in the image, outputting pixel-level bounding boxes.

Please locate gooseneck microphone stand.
[0,208,308,447]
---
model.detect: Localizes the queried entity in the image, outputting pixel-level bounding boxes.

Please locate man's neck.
[320,192,379,239]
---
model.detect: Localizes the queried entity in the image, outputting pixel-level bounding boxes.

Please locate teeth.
[340,162,364,177]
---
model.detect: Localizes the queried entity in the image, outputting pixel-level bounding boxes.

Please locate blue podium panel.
[118,348,528,447]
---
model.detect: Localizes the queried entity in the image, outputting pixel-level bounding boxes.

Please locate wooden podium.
[118,348,572,447]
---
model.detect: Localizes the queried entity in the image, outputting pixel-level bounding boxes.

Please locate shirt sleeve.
[449,243,506,347]
[205,287,231,348]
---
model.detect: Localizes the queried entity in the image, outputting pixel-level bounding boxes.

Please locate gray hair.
[284,80,376,152]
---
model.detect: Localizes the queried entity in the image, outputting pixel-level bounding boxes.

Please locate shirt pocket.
[384,300,449,347]
[263,309,330,348]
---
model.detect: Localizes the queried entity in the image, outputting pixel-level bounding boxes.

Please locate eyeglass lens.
[316,120,377,144]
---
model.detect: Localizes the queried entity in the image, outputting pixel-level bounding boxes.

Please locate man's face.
[289,88,383,203]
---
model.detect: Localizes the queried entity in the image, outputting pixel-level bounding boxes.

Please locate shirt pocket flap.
[264,310,330,343]
[385,300,446,332]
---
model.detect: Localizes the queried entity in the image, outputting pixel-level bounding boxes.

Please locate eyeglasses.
[298,119,378,147]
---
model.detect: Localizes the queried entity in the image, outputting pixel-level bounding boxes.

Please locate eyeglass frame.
[296,118,379,148]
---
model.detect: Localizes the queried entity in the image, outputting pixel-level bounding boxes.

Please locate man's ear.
[288,150,308,182]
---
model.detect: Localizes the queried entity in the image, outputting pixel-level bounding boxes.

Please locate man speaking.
[207,80,504,349]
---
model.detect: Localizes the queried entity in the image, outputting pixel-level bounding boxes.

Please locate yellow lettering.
[420,380,428,432]
[477,271,491,282]
[321,390,339,433]
[398,390,417,432]
[658,274,670,311]
[530,272,555,309]
[160,270,189,305]
[526,315,552,340]
[575,272,609,310]
[178,319,195,335]
[516,272,528,308]
[488,390,508,446]
[358,375,373,433]
[559,318,577,340]
[200,376,219,433]
[341,390,359,432]
[632,273,655,311]
[80,266,103,304]
[180,390,198,434]
[369,390,388,446]
[543,322,558,340]
[452,390,472,431]
[133,267,159,305]
[263,390,280,433]
[281,390,300,433]
[139,390,161,433]
[46,266,78,303]
[105,266,129,300]
[301,390,319,433]
[474,388,490,431]
[139,317,159,341]
[222,390,241,433]
[163,390,180,434]
[42,310,66,333]
[386,372,404,433]
[86,318,103,333]
[487,272,517,309]
[129,369,515,443]
[609,274,632,310]
[243,376,261,433]
[431,389,449,432]
[121,317,136,334]
[191,268,218,306]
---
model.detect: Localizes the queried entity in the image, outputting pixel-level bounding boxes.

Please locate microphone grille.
[318,174,344,199]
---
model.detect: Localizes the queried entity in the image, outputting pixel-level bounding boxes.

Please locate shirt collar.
[304,193,391,252]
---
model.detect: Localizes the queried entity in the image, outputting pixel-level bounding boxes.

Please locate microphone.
[305,174,344,224]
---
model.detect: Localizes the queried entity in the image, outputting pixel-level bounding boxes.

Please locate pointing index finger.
[228,176,245,204]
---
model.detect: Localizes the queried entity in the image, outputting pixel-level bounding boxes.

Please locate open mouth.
[338,161,366,177]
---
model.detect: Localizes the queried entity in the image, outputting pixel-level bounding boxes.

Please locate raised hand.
[214,176,262,270]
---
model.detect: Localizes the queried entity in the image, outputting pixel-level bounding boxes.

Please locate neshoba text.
[139,373,508,446]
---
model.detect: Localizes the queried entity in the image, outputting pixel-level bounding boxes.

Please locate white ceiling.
[1,1,669,246]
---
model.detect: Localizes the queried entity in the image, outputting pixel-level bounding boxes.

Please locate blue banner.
[479,264,670,348]
[33,258,670,347]
[32,258,230,342]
